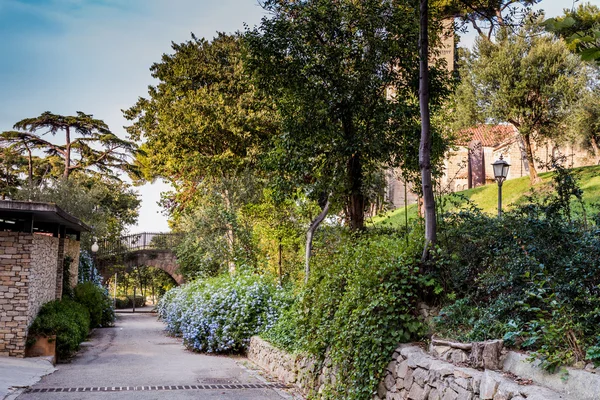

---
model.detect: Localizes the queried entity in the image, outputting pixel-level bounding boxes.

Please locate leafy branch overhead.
[1,111,139,181]
[544,3,600,63]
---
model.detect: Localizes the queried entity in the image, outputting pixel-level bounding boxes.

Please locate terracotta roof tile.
[456,124,516,147]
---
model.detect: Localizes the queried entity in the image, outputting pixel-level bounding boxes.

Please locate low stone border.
[376,344,567,400]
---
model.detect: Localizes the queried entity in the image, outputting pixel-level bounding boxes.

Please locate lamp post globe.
[492,155,511,216]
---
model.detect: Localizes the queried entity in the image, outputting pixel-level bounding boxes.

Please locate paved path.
[16,313,289,399]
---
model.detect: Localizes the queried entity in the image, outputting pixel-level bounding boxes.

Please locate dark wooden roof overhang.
[0,200,90,240]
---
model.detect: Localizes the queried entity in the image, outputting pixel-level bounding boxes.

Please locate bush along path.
[18,311,289,400]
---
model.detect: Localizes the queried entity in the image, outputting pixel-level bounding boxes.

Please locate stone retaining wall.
[376,344,566,400]
[248,337,576,400]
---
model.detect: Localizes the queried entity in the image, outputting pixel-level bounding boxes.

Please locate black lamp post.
[91,239,99,282]
[492,155,511,216]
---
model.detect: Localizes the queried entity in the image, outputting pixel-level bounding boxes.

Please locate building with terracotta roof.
[384,124,596,210]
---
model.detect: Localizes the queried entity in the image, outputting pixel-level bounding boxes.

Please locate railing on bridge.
[97,232,182,257]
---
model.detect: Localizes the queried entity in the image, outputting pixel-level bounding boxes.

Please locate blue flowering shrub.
[157,273,287,353]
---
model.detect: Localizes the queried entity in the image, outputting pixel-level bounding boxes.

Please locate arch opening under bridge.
[95,232,184,285]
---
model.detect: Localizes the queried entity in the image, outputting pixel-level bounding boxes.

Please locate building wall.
[0,232,81,358]
[0,232,33,357]
[385,169,419,209]
[64,238,80,288]
[28,235,59,328]
[441,138,596,196]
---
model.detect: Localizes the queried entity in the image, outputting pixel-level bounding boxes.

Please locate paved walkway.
[14,313,291,399]
[0,357,55,400]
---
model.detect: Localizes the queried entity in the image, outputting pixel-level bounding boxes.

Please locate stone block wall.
[0,232,33,357]
[28,235,59,327]
[248,337,576,400]
[247,336,333,396]
[376,345,566,400]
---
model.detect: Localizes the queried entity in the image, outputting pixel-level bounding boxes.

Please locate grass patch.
[372,165,600,227]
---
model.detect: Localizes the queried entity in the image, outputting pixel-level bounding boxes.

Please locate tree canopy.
[455,18,586,184]
[246,0,451,231]
[2,111,138,180]
[124,33,278,219]
[544,2,600,63]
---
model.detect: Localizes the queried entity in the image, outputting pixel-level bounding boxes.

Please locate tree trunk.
[590,135,600,164]
[222,186,236,274]
[64,127,71,179]
[305,199,330,285]
[419,0,436,261]
[278,239,283,285]
[25,145,33,186]
[347,152,365,231]
[522,133,541,185]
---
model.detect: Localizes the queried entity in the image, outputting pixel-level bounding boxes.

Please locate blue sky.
[0,0,594,232]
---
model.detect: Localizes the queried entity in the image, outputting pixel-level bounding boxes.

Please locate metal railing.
[97,232,182,257]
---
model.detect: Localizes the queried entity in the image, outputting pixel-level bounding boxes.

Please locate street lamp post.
[492,155,511,216]
[91,239,99,282]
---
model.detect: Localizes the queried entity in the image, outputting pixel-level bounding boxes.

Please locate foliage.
[77,251,102,286]
[243,189,319,283]
[15,174,140,248]
[114,296,146,309]
[434,166,600,371]
[28,299,90,360]
[262,231,427,399]
[173,184,258,279]
[439,0,540,41]
[455,16,586,184]
[157,273,286,353]
[73,282,115,328]
[544,2,600,63]
[245,0,451,230]
[2,111,138,180]
[62,256,74,299]
[566,86,600,162]
[124,33,276,220]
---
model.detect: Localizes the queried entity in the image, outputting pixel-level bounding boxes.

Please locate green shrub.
[114,295,146,309]
[73,282,115,327]
[435,167,600,371]
[28,299,90,360]
[263,230,426,399]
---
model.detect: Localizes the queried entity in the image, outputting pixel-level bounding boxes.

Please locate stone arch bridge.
[95,232,184,285]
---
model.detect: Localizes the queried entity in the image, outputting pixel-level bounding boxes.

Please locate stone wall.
[28,235,59,327]
[0,232,33,357]
[248,336,584,400]
[64,238,80,288]
[247,336,333,397]
[376,345,566,400]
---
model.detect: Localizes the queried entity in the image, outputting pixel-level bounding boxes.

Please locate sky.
[0,0,595,233]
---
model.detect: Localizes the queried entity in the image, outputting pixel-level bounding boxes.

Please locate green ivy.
[263,230,427,399]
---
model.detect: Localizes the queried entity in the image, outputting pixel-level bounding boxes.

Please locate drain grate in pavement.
[26,383,287,393]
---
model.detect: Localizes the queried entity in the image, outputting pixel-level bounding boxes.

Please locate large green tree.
[456,19,586,184]
[124,33,278,219]
[2,112,137,180]
[246,0,450,231]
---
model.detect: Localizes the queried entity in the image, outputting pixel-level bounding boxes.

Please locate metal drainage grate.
[27,383,287,393]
